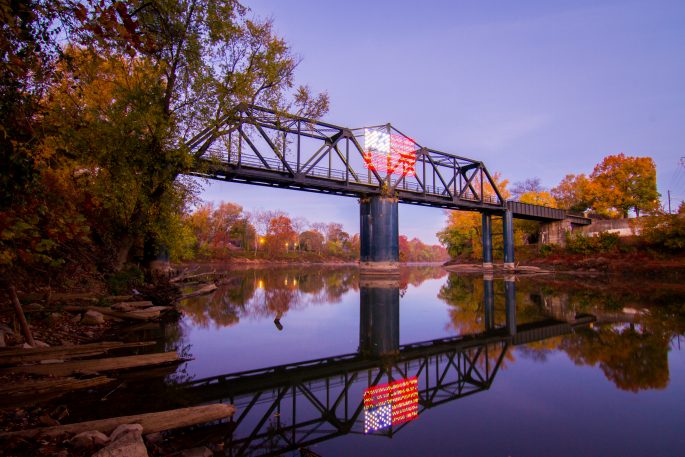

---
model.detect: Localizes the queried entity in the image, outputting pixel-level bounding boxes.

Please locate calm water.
[134,266,685,456]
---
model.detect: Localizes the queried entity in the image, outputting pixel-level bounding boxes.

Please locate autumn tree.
[265,215,297,255]
[299,230,324,253]
[551,174,592,213]
[589,154,659,217]
[22,0,329,272]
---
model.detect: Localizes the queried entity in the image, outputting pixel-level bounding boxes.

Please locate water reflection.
[179,266,447,329]
[175,272,594,456]
[439,273,685,393]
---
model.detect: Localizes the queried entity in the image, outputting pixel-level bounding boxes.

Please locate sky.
[197,0,685,243]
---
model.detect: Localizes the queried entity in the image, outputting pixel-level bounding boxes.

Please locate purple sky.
[197,0,685,243]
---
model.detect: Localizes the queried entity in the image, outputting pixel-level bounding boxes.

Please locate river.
[114,266,685,456]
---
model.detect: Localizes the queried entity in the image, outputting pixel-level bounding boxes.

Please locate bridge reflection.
[180,276,594,456]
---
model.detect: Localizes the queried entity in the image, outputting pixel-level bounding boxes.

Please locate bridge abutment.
[359,195,399,274]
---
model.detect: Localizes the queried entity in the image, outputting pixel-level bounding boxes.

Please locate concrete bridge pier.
[503,209,515,270]
[360,196,399,274]
[505,275,517,336]
[482,213,493,269]
[359,276,400,357]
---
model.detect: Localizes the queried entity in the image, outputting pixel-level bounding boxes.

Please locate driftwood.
[0,341,155,365]
[0,404,236,439]
[2,351,186,376]
[63,305,169,321]
[0,376,115,407]
[177,284,218,301]
[111,301,154,312]
[9,286,35,346]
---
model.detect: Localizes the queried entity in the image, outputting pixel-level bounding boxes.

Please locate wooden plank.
[0,341,155,365]
[0,404,236,439]
[0,376,115,407]
[2,352,186,376]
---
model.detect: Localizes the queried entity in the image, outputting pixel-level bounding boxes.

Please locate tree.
[551,174,592,213]
[265,215,297,255]
[511,178,544,200]
[589,154,660,217]
[299,230,324,253]
[212,202,243,247]
[29,0,329,270]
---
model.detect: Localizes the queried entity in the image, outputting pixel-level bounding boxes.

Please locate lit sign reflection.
[363,377,418,433]
[363,127,417,177]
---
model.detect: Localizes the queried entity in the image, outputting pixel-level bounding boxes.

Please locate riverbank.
[444,250,685,281]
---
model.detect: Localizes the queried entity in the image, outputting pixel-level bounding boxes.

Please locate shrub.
[565,231,620,254]
[640,214,685,251]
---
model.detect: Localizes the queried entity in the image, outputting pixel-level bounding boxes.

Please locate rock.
[70,430,110,449]
[82,310,105,325]
[171,447,213,457]
[92,427,148,457]
[109,423,143,442]
[71,313,82,323]
[51,312,62,320]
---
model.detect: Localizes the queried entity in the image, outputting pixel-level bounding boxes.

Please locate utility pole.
[668,190,672,214]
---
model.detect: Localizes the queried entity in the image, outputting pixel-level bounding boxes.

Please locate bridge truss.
[187,104,505,211]
[182,331,512,456]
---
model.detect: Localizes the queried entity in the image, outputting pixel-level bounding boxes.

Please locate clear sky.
[197,0,685,243]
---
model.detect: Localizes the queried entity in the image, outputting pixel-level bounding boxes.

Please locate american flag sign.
[363,377,419,433]
[363,127,418,177]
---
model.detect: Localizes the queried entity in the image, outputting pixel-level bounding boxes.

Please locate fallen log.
[177,284,218,301]
[124,306,174,320]
[0,404,236,439]
[111,301,154,312]
[0,376,114,407]
[2,351,186,376]
[0,341,155,365]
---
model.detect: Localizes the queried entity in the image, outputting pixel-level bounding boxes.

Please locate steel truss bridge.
[187,104,588,223]
[181,318,593,456]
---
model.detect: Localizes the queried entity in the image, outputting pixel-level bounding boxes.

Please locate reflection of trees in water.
[179,267,360,329]
[561,325,670,392]
[399,266,448,290]
[515,278,685,393]
[438,274,685,392]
